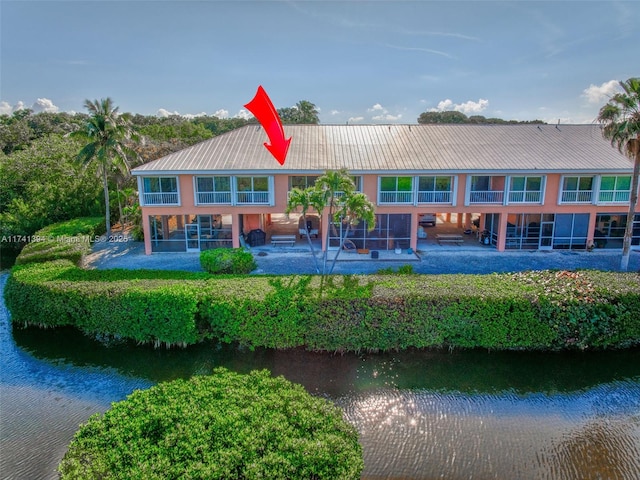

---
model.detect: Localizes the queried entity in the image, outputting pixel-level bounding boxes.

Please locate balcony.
[197,191,232,205]
[469,190,504,204]
[417,191,452,204]
[378,191,414,204]
[561,190,593,203]
[598,190,630,203]
[508,191,542,203]
[143,192,179,205]
[235,191,270,205]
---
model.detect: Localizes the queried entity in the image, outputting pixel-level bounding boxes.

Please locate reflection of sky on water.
[340,382,640,480]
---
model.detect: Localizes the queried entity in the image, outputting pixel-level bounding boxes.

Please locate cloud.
[383,43,454,59]
[157,108,178,117]
[582,80,621,104]
[213,109,229,119]
[330,110,340,116]
[372,113,403,121]
[430,98,489,115]
[235,109,252,120]
[31,98,59,113]
[347,116,364,123]
[0,101,12,115]
[182,112,207,119]
[367,103,386,113]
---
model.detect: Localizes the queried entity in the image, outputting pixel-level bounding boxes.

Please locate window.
[417,176,452,203]
[378,177,413,204]
[235,176,270,204]
[598,176,631,203]
[288,176,319,190]
[195,176,231,204]
[469,176,503,204]
[509,176,543,203]
[142,177,179,205]
[561,176,593,203]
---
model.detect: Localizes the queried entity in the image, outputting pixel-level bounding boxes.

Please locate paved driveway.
[85,240,640,275]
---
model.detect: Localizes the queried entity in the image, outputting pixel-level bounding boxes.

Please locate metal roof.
[132,124,634,175]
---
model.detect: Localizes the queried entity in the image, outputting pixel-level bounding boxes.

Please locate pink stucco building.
[132,124,639,254]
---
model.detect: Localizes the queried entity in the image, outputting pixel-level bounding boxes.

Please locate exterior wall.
[138,172,639,254]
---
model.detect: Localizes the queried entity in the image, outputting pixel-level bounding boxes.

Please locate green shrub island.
[200,248,257,274]
[14,217,105,266]
[58,368,363,480]
[5,259,639,351]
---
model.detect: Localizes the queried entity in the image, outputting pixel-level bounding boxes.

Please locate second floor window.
[417,176,452,203]
[599,176,631,203]
[562,176,593,203]
[509,176,543,203]
[379,176,413,204]
[196,176,231,204]
[236,176,270,204]
[142,177,179,205]
[289,176,319,190]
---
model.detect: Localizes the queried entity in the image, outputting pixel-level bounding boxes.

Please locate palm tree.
[285,187,323,273]
[597,78,640,271]
[74,98,139,238]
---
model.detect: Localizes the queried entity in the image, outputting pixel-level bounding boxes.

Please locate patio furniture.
[436,234,464,245]
[271,235,296,246]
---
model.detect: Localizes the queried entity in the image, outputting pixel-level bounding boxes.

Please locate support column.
[497,213,507,252]
[586,212,597,248]
[143,212,152,255]
[410,212,418,251]
[231,213,241,248]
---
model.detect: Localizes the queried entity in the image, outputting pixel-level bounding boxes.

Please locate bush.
[15,217,105,266]
[58,368,363,480]
[200,248,257,274]
[5,261,639,351]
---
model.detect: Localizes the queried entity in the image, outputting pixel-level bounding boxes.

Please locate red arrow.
[244,86,291,166]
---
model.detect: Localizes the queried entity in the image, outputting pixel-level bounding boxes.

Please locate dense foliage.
[5,260,639,351]
[417,111,545,124]
[13,217,105,266]
[200,248,257,274]
[58,368,363,480]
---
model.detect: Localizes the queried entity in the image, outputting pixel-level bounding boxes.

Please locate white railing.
[235,191,270,204]
[469,190,504,204]
[598,190,630,203]
[508,191,542,203]
[197,191,232,204]
[417,191,451,204]
[143,192,179,205]
[561,190,593,203]
[378,191,414,204]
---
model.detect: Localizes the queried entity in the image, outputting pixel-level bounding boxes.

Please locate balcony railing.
[508,191,542,203]
[143,192,179,205]
[197,191,232,205]
[417,191,452,204]
[469,190,504,204]
[561,190,593,203]
[235,191,270,204]
[378,191,414,204]
[598,190,630,203]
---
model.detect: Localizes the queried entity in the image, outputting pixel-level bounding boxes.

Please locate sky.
[1,0,638,125]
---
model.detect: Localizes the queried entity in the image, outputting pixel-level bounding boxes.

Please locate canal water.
[1,274,639,479]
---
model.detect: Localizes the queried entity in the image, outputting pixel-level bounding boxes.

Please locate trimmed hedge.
[5,260,640,351]
[15,217,105,266]
[200,247,257,274]
[58,368,364,480]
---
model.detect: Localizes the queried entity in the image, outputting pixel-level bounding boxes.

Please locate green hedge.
[15,217,105,266]
[5,260,639,351]
[200,247,257,274]
[58,368,363,480]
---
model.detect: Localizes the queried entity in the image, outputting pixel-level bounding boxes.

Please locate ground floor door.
[539,217,554,250]
[185,223,200,252]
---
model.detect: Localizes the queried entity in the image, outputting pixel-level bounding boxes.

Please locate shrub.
[200,248,257,274]
[15,217,105,266]
[58,368,363,480]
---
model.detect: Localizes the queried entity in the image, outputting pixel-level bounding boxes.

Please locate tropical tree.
[278,100,320,124]
[285,187,324,273]
[73,98,140,238]
[597,77,640,271]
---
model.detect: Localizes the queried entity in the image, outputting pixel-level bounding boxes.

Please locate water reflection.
[3,272,640,479]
